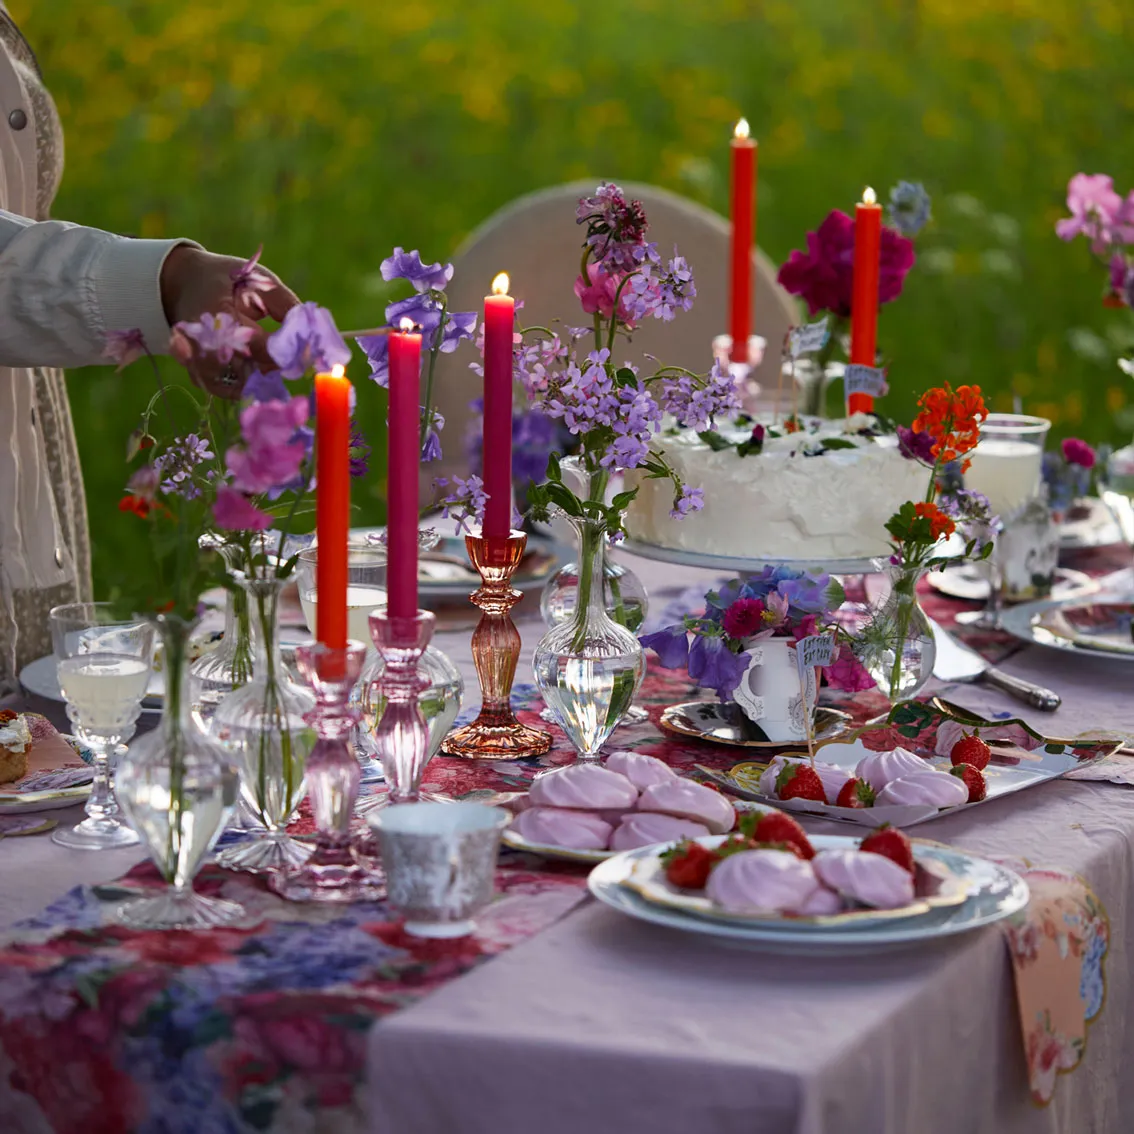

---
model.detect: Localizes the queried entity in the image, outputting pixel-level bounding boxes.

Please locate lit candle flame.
[398,316,415,332]
[863,186,877,205]
[330,364,345,379]
[734,117,750,140]
[492,272,510,296]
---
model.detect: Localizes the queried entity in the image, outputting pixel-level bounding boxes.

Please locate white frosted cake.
[625,416,926,561]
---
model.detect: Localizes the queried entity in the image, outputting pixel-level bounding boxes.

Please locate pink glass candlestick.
[368,608,437,803]
[441,530,552,760]
[269,642,385,903]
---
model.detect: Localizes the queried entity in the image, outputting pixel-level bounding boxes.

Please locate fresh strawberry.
[661,840,719,889]
[949,762,987,802]
[859,825,916,876]
[752,839,804,858]
[836,777,876,809]
[775,762,827,803]
[0,709,16,725]
[751,811,816,860]
[950,732,991,771]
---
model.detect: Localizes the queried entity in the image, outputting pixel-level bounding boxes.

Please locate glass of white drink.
[961,413,1051,628]
[296,545,388,644]
[1101,442,1134,582]
[49,603,155,850]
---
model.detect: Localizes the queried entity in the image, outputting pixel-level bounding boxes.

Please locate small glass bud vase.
[854,563,936,704]
[190,537,253,724]
[212,576,316,872]
[116,614,245,929]
[271,642,385,903]
[533,515,645,760]
[539,553,649,633]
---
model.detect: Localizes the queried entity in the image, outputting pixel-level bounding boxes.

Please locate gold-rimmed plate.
[659,701,851,749]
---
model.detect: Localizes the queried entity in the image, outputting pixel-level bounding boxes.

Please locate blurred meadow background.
[10,0,1134,590]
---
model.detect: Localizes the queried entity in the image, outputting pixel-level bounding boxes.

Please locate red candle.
[387,319,422,619]
[849,186,882,415]
[482,272,515,541]
[729,118,757,364]
[315,364,351,649]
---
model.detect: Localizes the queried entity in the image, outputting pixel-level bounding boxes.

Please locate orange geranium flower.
[911,383,987,471]
[118,493,152,517]
[914,501,956,541]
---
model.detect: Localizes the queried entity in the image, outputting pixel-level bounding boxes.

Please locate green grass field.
[11,0,1134,590]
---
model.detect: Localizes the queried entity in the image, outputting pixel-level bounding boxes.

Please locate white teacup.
[370,802,508,938]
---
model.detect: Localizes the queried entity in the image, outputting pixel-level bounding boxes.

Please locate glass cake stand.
[619,539,888,576]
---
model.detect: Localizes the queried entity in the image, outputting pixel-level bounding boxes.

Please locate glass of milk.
[960,414,1051,627]
[49,603,156,850]
[296,545,388,645]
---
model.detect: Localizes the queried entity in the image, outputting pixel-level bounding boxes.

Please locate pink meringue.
[528,764,639,811]
[812,849,915,909]
[854,746,929,791]
[791,885,845,917]
[706,849,821,913]
[758,755,852,802]
[510,807,613,850]
[874,770,969,808]
[609,813,709,851]
[636,779,736,834]
[604,750,677,791]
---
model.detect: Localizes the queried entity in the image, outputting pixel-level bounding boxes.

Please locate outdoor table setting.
[1,154,1134,1134]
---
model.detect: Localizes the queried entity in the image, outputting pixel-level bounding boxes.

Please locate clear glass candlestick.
[369,608,438,803]
[440,531,552,760]
[270,642,385,903]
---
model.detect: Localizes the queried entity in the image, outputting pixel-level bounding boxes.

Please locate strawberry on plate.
[836,777,876,809]
[859,825,916,876]
[748,810,816,860]
[949,762,987,802]
[661,840,719,889]
[950,732,991,771]
[775,762,827,803]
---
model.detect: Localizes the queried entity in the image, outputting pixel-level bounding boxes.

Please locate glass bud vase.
[190,537,254,725]
[854,564,937,704]
[539,551,649,633]
[353,645,463,779]
[116,614,245,929]
[211,576,316,872]
[533,515,645,761]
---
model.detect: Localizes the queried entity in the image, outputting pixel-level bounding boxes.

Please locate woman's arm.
[0,208,191,368]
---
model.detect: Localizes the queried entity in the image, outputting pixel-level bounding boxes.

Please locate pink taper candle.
[387,317,422,619]
[482,272,515,540]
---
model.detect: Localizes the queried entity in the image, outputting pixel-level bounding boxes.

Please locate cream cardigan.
[0,36,188,676]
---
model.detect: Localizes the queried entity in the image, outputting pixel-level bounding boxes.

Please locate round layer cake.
[625,417,926,561]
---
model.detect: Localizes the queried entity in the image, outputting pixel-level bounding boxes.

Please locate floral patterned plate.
[501,828,613,864]
[0,730,94,814]
[659,701,851,749]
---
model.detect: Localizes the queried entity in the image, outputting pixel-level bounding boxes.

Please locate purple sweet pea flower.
[688,634,749,699]
[349,424,370,478]
[213,485,274,532]
[638,625,690,669]
[104,328,147,371]
[385,294,443,339]
[897,425,936,463]
[267,302,351,379]
[176,312,256,365]
[1055,173,1128,253]
[440,310,478,352]
[381,248,454,293]
[359,333,389,386]
[242,369,289,403]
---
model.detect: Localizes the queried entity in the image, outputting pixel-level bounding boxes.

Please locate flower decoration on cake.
[639,566,870,699]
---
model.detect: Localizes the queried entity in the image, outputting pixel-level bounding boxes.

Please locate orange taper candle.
[728,118,757,364]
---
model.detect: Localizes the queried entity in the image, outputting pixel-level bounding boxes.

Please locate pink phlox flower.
[176,312,256,365]
[573,262,637,327]
[104,328,147,371]
[213,484,274,532]
[230,245,275,317]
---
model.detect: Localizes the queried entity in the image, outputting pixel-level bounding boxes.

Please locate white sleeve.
[0,208,198,368]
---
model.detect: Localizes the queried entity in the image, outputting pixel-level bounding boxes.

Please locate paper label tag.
[843,363,888,397]
[788,317,829,359]
[796,633,835,673]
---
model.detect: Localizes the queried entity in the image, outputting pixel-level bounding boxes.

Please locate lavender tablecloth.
[3,552,1134,1134]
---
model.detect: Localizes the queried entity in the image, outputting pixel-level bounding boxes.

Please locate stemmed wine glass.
[50,602,154,850]
[957,413,1050,628]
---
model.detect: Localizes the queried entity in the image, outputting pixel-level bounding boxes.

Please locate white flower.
[843,412,877,434]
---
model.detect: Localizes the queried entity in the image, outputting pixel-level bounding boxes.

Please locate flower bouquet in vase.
[641,567,870,742]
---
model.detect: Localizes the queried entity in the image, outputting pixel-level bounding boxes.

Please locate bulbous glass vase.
[854,564,936,704]
[211,576,316,872]
[533,514,645,760]
[116,614,244,929]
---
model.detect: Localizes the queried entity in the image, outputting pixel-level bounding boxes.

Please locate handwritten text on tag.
[796,633,835,674]
[789,317,830,359]
[843,364,888,398]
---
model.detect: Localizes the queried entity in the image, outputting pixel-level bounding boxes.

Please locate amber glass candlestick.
[441,530,551,759]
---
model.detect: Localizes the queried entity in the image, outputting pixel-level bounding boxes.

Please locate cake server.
[929,620,1061,712]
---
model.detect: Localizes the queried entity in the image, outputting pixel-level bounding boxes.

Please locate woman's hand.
[160,245,299,398]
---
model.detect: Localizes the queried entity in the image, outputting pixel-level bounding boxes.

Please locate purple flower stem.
[419,301,447,455]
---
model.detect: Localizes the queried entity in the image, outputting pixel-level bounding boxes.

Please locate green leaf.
[821,438,858,451]
[545,451,562,483]
[615,367,639,388]
[610,488,638,511]
[697,430,732,452]
[543,482,583,516]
